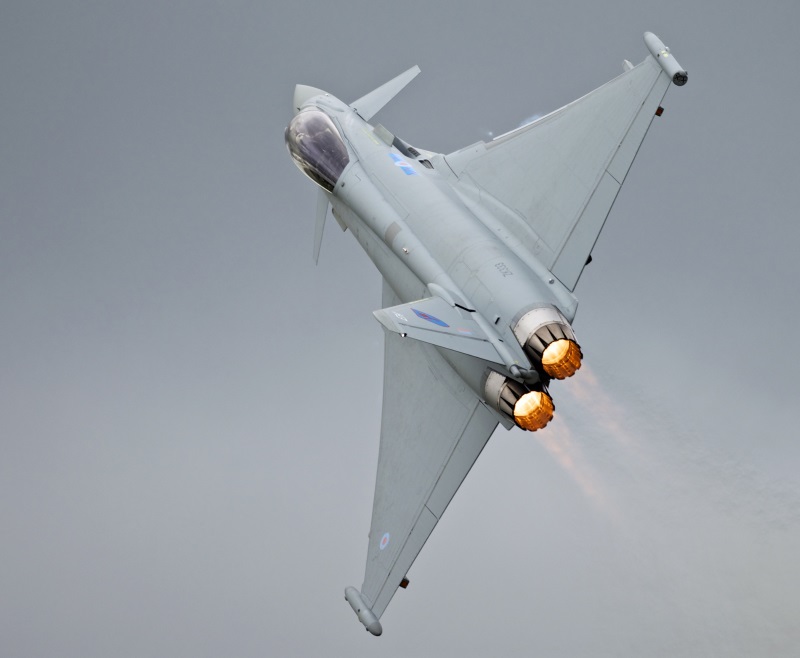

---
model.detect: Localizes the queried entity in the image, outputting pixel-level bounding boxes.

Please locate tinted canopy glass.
[285,110,350,192]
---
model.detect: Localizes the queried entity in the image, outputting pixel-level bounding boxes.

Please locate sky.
[1,1,799,656]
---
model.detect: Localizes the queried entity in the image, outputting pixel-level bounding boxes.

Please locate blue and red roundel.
[412,308,449,327]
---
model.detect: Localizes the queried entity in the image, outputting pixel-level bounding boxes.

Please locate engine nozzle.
[541,338,583,379]
[514,390,555,431]
[484,370,555,432]
[512,306,583,380]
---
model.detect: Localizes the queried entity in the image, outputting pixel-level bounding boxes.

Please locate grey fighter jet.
[285,32,688,636]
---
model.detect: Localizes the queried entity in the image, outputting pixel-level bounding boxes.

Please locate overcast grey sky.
[2,1,798,656]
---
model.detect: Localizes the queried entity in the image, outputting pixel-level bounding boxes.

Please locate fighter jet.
[285,32,688,635]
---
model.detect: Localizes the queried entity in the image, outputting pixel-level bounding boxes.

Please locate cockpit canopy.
[285,109,350,192]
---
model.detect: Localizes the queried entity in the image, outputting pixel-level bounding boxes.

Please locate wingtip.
[344,587,383,636]
[643,31,688,86]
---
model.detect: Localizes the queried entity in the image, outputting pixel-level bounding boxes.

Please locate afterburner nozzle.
[514,390,555,432]
[512,306,583,380]
[541,339,583,380]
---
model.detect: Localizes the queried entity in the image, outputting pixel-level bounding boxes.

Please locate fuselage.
[317,95,576,317]
[287,92,584,428]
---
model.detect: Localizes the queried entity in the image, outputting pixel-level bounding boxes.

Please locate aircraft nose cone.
[293,84,326,115]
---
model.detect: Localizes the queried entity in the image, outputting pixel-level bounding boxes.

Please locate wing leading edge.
[347,281,498,629]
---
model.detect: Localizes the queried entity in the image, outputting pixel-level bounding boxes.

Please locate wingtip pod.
[643,32,688,86]
[344,587,383,636]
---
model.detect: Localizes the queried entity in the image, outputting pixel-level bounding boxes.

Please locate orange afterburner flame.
[541,339,583,380]
[514,390,555,431]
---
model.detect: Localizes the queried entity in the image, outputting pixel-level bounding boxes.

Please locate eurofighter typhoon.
[285,32,688,635]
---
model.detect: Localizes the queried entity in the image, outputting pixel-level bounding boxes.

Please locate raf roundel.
[411,308,449,327]
[388,152,418,176]
[379,532,390,551]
